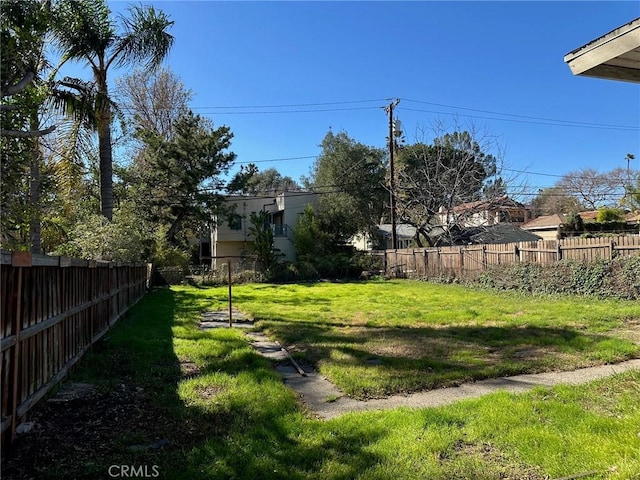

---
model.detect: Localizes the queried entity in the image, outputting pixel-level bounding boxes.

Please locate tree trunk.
[166,210,186,246]
[29,112,41,254]
[96,77,113,221]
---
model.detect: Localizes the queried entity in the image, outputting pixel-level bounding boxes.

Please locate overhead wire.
[116,95,637,201]
[397,107,638,131]
[192,98,391,109]
[172,96,639,130]
[196,106,382,115]
[400,98,639,130]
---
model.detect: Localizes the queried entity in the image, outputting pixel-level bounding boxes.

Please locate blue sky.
[101,1,639,200]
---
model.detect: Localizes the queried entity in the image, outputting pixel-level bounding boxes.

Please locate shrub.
[474,257,640,299]
[596,207,625,223]
[248,211,283,280]
[53,211,146,263]
[151,228,190,273]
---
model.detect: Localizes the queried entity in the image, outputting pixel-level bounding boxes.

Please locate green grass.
[20,282,640,479]
[215,280,640,399]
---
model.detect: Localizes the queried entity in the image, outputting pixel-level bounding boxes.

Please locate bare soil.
[1,381,185,480]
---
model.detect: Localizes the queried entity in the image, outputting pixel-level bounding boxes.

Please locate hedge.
[473,256,640,300]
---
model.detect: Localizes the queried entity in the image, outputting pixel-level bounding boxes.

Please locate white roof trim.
[564,17,640,83]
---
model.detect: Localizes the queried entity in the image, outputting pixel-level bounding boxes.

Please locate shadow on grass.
[2,286,386,480]
[257,317,639,398]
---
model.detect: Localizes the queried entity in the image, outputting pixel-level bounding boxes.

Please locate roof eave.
[564,17,640,83]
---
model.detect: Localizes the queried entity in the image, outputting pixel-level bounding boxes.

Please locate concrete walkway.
[201,311,640,420]
[275,359,640,419]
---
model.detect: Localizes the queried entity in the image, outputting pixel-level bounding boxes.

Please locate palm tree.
[51,0,174,220]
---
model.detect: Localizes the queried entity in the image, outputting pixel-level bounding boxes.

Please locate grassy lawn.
[7,282,640,479]
[224,280,640,399]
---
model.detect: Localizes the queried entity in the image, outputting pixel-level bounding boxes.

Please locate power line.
[173,96,640,130]
[501,167,565,178]
[401,98,639,130]
[398,107,638,131]
[119,95,638,131]
[192,98,391,109]
[236,155,317,165]
[232,154,628,182]
[196,106,381,115]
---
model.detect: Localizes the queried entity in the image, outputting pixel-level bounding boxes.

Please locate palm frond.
[48,77,99,129]
[50,0,115,61]
[112,4,174,71]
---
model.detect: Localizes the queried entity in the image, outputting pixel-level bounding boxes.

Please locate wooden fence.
[379,235,640,280]
[1,251,149,446]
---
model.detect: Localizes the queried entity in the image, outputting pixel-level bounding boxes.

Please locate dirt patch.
[1,382,185,480]
[443,440,548,479]
[196,385,223,400]
[608,320,640,345]
[180,361,201,379]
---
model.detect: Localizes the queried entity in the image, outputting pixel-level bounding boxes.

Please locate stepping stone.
[199,309,254,329]
[247,332,288,361]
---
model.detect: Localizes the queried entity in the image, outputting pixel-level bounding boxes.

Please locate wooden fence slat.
[381,235,640,279]
[1,254,148,448]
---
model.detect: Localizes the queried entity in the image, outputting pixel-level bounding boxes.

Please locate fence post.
[556,242,562,262]
[459,247,464,278]
[514,245,520,263]
[482,245,487,270]
[227,259,233,328]
[412,249,417,278]
[9,257,25,443]
[423,250,428,277]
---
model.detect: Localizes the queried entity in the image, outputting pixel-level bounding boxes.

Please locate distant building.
[626,211,640,226]
[437,196,532,228]
[351,224,417,251]
[522,210,640,240]
[210,192,317,268]
[521,214,567,241]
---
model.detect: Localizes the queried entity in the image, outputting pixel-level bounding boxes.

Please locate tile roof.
[449,196,525,213]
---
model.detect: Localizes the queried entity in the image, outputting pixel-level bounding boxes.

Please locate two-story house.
[210,191,318,268]
[437,196,532,228]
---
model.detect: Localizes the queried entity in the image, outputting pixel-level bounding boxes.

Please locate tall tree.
[1,0,54,252]
[531,187,584,216]
[557,168,628,210]
[306,130,387,243]
[229,166,301,195]
[51,0,174,220]
[0,0,56,139]
[116,67,191,141]
[136,111,236,246]
[115,68,192,249]
[394,130,500,246]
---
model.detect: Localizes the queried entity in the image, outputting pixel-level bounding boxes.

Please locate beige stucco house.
[210,191,317,268]
[521,214,567,241]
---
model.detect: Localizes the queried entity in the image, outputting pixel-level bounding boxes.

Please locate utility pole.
[624,153,635,204]
[385,99,400,250]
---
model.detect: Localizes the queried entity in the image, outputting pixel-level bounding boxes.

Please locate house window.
[228,214,242,231]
